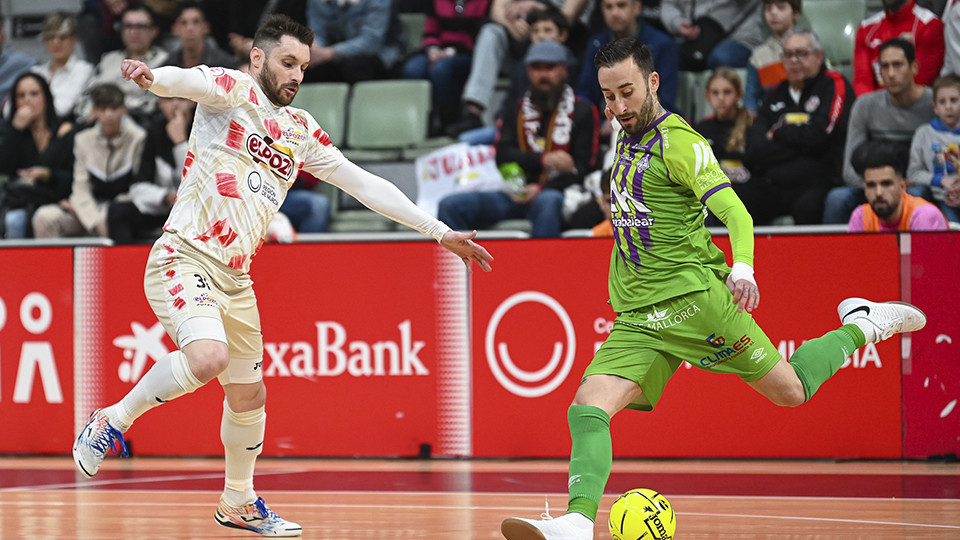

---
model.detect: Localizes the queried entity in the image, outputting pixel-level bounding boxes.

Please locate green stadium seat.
[343,79,432,162]
[291,82,349,148]
[803,0,866,69]
[399,12,426,52]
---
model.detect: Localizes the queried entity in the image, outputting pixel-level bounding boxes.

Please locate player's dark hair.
[594,37,655,76]
[91,83,125,109]
[527,5,569,35]
[253,14,314,53]
[879,37,916,65]
[854,141,908,178]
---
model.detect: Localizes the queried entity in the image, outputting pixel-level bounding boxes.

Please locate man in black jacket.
[438,40,599,237]
[739,29,854,225]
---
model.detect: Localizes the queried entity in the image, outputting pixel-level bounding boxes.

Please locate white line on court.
[5,497,960,530]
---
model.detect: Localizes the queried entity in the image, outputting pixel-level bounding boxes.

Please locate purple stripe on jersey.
[630,131,660,252]
[700,182,732,204]
[617,152,642,265]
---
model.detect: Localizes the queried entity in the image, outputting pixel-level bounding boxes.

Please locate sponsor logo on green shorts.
[700,333,753,367]
[641,302,700,330]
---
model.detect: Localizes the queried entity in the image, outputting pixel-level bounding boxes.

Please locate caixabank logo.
[485,291,576,398]
[111,319,430,383]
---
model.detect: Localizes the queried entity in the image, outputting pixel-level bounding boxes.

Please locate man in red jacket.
[854,0,944,96]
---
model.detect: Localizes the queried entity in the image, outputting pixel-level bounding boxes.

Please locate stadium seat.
[676,70,702,121]
[491,219,533,235]
[291,82,350,147]
[399,12,426,52]
[343,79,432,162]
[803,0,866,69]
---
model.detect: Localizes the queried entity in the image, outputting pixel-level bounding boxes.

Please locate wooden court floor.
[1,457,958,539]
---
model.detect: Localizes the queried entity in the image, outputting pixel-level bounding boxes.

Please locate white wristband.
[729,261,756,286]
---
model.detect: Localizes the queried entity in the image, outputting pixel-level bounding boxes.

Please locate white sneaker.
[838,298,926,344]
[501,512,594,540]
[215,497,302,537]
[72,409,128,478]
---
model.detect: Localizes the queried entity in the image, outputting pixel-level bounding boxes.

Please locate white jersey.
[156,65,346,272]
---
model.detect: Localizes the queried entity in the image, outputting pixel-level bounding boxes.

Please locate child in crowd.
[32,83,146,238]
[510,7,579,99]
[460,5,576,145]
[696,68,756,186]
[907,73,960,223]
[745,0,801,112]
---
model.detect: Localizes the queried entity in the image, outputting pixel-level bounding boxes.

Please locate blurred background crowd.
[0,0,957,242]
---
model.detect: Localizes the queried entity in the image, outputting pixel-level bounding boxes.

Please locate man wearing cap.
[437,39,599,238]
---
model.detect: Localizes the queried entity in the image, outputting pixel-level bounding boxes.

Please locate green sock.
[566,404,611,521]
[790,325,865,401]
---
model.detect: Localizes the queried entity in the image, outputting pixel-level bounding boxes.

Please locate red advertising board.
[89,242,452,457]
[4,231,948,459]
[904,232,960,459]
[0,248,74,454]
[471,235,903,458]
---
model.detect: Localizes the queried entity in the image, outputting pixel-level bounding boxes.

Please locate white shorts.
[143,232,263,385]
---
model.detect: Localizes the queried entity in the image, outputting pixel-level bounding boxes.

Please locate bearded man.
[438,39,599,238]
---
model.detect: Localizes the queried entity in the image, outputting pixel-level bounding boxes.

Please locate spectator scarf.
[517,85,575,183]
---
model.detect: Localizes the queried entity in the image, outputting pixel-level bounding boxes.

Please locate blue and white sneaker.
[838,297,927,344]
[72,408,128,478]
[216,497,302,537]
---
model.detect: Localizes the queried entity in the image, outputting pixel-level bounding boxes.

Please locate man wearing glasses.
[79,3,169,124]
[734,28,855,225]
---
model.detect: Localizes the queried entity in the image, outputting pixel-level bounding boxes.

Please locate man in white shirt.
[80,4,169,123]
[71,14,493,538]
[31,12,94,122]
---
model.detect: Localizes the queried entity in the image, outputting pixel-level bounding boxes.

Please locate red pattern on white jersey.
[313,128,332,146]
[162,66,346,273]
[226,121,244,152]
[182,151,195,179]
[215,173,242,199]
[264,118,281,141]
[213,68,237,93]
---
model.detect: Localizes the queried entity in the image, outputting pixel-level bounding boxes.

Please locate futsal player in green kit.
[500,37,928,540]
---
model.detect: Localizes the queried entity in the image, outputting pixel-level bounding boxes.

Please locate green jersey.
[608,112,732,313]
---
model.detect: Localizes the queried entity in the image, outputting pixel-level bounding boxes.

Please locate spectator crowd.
[0,0,957,241]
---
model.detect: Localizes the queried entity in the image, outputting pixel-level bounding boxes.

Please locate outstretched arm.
[705,187,758,313]
[121,60,211,101]
[325,160,493,272]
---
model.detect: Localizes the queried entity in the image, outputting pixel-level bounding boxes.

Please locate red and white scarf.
[517,85,575,182]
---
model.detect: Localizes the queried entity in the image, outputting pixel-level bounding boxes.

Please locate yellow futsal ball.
[608,488,676,540]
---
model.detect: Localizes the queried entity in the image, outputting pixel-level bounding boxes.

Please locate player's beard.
[619,89,659,136]
[258,62,298,107]
[871,197,897,219]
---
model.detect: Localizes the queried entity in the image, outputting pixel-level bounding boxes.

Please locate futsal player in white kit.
[71,14,493,537]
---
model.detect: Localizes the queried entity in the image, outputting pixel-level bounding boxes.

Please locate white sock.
[850,318,878,343]
[103,351,203,432]
[221,400,265,507]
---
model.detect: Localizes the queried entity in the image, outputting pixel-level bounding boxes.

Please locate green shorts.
[584,276,781,411]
